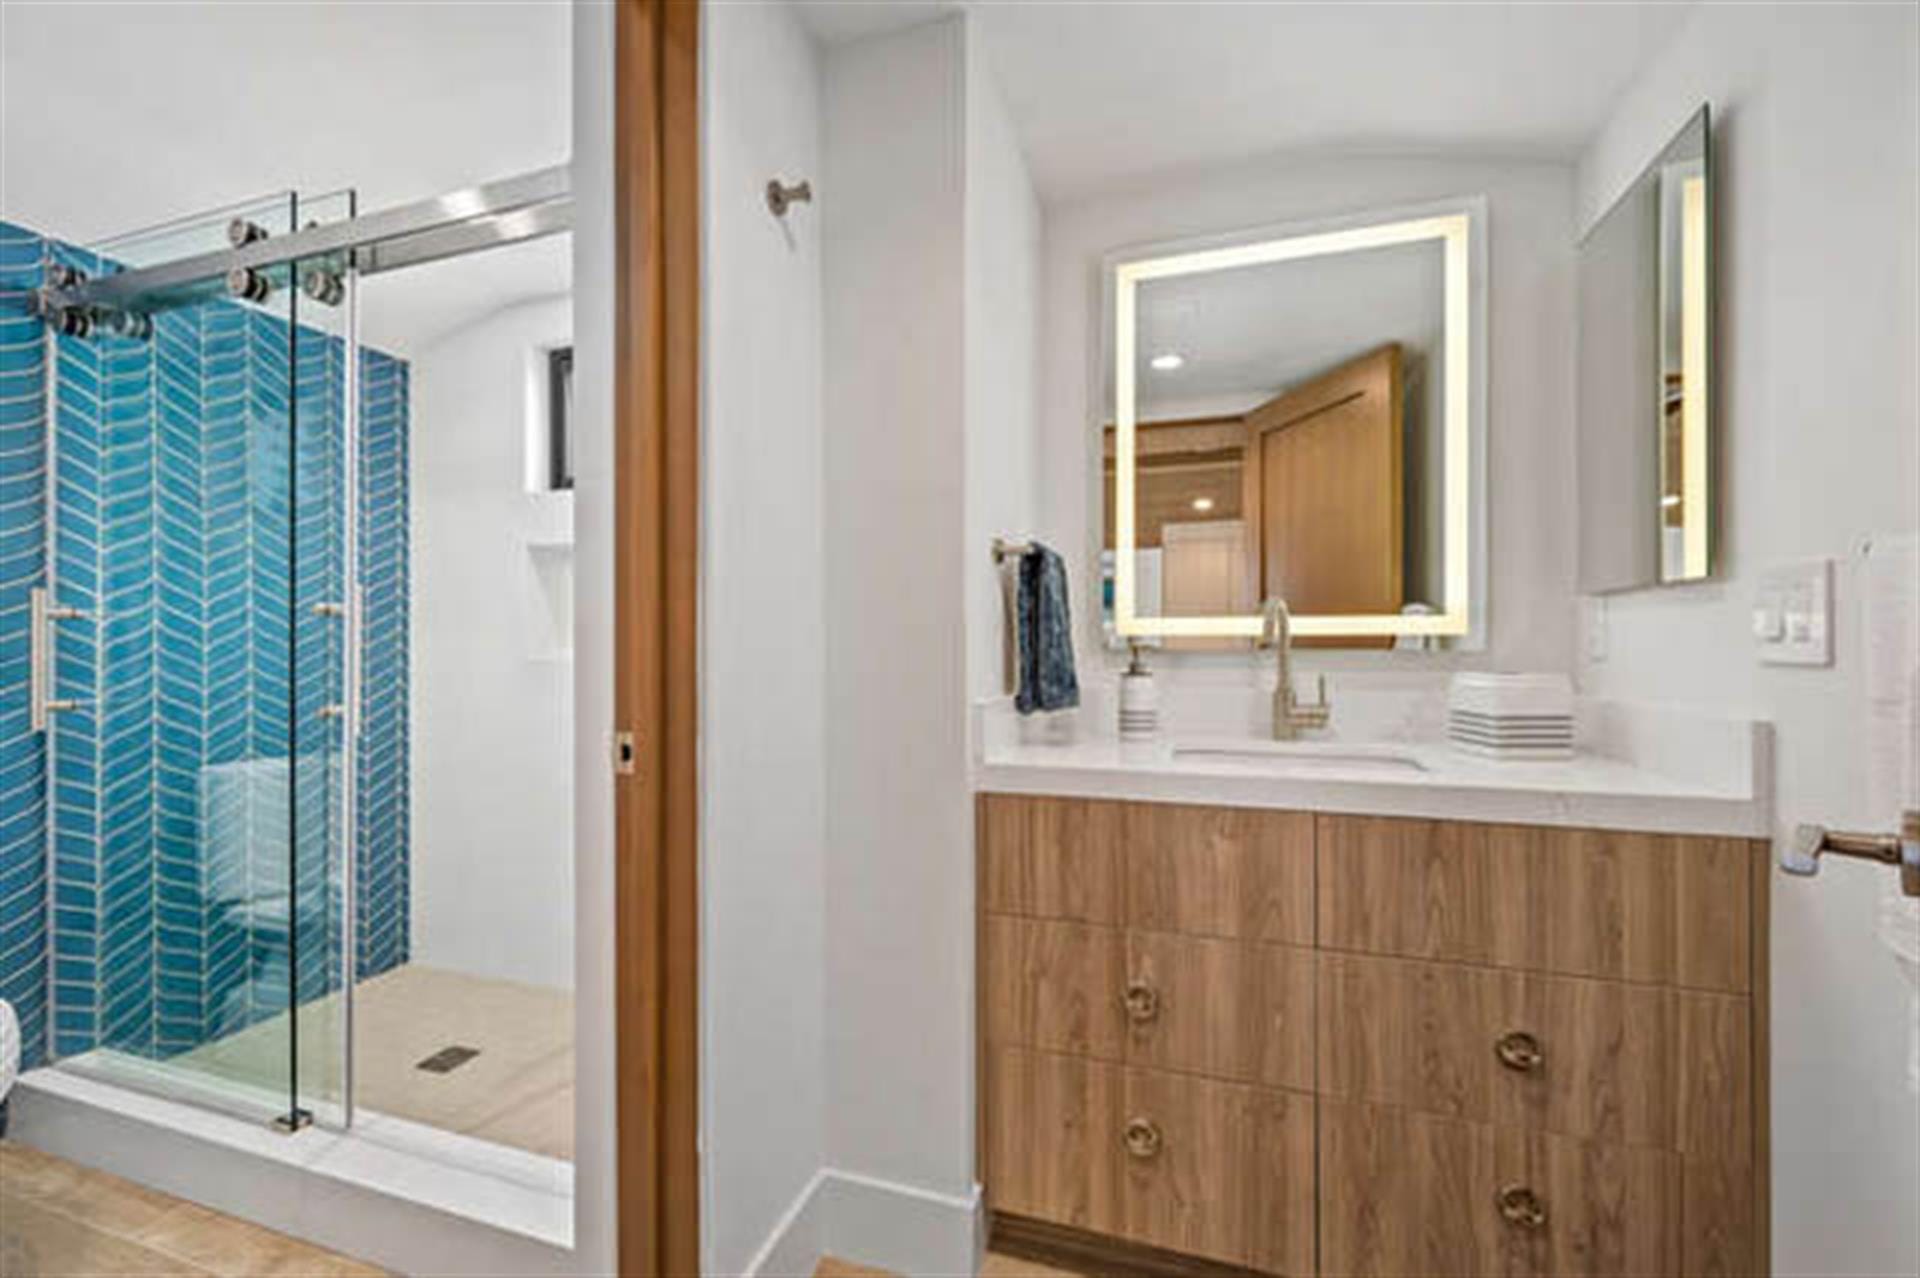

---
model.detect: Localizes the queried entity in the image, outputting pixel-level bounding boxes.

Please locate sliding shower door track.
[37,164,571,316]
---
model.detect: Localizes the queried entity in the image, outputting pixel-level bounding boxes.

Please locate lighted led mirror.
[1577,104,1714,591]
[1101,199,1487,648]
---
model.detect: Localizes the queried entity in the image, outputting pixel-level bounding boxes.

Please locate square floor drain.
[415,1045,482,1074]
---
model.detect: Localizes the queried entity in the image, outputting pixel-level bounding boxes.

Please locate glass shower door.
[288,190,356,1129]
[39,192,350,1131]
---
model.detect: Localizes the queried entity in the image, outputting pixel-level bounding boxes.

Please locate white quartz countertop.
[974,712,1772,839]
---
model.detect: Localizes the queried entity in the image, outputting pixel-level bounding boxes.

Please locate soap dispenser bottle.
[1118,640,1159,741]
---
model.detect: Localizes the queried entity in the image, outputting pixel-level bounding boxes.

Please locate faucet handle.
[1287,675,1333,731]
[1313,674,1329,707]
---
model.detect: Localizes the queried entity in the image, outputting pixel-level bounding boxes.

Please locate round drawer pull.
[1496,1184,1548,1230]
[1123,1117,1162,1159]
[1495,1030,1544,1072]
[1123,980,1160,1023]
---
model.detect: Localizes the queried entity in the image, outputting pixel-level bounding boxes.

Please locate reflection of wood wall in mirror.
[1103,418,1253,652]
[1162,521,1251,652]
[1241,344,1404,648]
[1102,418,1247,547]
[1662,371,1685,528]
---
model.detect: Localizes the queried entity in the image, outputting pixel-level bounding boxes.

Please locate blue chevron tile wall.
[0,219,409,1071]
[0,223,50,1071]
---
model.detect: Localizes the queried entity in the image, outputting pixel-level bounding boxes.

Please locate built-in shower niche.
[0,211,409,1127]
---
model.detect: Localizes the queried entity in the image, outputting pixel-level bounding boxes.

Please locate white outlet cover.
[1756,557,1833,666]
[1584,596,1608,663]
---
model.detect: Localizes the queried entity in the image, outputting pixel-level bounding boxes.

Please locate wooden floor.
[0,1140,1065,1278]
[817,1254,1083,1277]
[0,1142,384,1277]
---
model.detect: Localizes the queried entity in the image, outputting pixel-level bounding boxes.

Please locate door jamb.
[613,1,701,1273]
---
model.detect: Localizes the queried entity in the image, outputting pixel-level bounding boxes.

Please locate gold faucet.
[1259,597,1331,740]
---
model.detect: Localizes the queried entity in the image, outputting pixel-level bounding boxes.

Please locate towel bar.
[991,536,1034,564]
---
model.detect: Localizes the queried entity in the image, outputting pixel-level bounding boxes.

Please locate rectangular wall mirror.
[1100,200,1486,649]
[1578,104,1714,592]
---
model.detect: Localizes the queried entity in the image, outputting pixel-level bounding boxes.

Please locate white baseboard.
[742,1169,829,1277]
[744,1167,982,1278]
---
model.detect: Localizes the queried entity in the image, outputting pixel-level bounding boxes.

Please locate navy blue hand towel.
[1015,542,1080,715]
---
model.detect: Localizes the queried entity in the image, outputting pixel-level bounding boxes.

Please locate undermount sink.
[1169,740,1429,776]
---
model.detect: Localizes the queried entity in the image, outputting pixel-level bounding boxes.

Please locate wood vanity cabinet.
[978,795,1769,1278]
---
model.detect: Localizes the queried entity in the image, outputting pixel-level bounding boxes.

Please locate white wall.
[964,38,1044,707]
[700,2,830,1274]
[821,15,979,1273]
[696,16,1040,1273]
[409,296,575,991]
[1575,6,1920,1275]
[1040,156,1578,675]
[567,0,616,1267]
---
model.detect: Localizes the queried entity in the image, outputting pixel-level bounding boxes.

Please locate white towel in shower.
[0,998,19,1101]
[1863,533,1920,1094]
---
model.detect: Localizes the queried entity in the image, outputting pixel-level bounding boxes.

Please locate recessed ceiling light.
[1150,352,1184,372]
[1191,497,1215,513]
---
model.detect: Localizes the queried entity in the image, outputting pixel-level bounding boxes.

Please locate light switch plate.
[1756,558,1833,666]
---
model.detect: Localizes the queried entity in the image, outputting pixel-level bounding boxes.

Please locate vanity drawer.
[1124,931,1313,1090]
[1123,802,1313,944]
[1120,1068,1314,1275]
[1316,815,1755,992]
[986,1050,1314,1276]
[1319,1100,1682,1278]
[1317,952,1751,1161]
[985,1046,1122,1234]
[983,915,1123,1059]
[981,794,1122,924]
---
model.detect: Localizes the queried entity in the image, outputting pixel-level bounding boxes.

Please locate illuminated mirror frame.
[1659,104,1713,585]
[1108,198,1487,642]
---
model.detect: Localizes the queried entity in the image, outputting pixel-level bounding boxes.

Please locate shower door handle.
[309,598,355,736]
[29,587,91,734]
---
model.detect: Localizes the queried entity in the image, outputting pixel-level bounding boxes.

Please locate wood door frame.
[614,0,700,1273]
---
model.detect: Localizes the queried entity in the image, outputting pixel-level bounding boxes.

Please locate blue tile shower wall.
[0,220,409,1069]
[0,224,50,1070]
[356,352,409,982]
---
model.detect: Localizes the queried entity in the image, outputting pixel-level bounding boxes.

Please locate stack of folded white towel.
[1864,534,1919,1095]
[1447,673,1575,761]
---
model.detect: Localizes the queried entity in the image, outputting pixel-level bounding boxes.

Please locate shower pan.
[4,167,571,1141]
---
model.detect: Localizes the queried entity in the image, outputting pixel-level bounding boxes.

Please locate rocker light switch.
[1756,558,1832,666]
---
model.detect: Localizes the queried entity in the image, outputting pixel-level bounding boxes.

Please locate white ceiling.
[0,0,571,352]
[794,1,1694,202]
[792,0,962,47]
[359,230,572,359]
[0,1,1691,347]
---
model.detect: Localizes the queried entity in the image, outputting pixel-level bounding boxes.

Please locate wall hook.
[766,178,812,218]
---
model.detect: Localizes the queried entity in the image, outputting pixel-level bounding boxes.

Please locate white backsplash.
[989,667,1455,749]
[1058,669,1451,743]
[979,671,1770,803]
